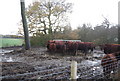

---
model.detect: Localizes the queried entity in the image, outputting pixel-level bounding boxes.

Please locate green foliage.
[30,34,51,47]
[30,22,118,46]
[77,23,118,45]
[77,24,93,42]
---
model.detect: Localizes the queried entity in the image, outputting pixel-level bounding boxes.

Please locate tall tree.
[24,0,72,38]
[77,24,92,42]
[101,17,111,43]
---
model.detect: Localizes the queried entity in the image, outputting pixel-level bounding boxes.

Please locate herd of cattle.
[47,40,120,78]
[47,40,95,55]
[47,40,120,55]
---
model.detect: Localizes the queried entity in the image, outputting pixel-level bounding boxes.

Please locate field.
[0,38,24,47]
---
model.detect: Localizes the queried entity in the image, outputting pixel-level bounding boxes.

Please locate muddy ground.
[1,46,105,80]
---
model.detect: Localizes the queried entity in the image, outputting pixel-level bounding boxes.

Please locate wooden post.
[117,61,120,79]
[118,1,120,44]
[20,0,31,50]
[71,61,77,81]
[118,2,120,79]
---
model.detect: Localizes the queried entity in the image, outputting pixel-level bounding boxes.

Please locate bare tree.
[21,0,72,38]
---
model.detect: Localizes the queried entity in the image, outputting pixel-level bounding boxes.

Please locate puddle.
[93,53,105,58]
[78,59,103,79]
[93,50,104,54]
[0,49,13,54]
[81,60,101,66]
[92,50,105,58]
[2,57,14,62]
[0,49,14,62]
[1,56,14,62]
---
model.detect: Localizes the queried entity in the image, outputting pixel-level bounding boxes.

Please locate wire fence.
[1,54,120,80]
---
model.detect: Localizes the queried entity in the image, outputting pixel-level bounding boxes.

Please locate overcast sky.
[0,0,119,35]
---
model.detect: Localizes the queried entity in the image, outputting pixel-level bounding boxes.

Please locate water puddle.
[92,50,105,58]
[0,49,13,54]
[1,56,14,62]
[78,59,103,79]
[81,60,101,66]
[0,49,14,62]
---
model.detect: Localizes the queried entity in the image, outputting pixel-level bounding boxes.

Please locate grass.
[0,38,24,47]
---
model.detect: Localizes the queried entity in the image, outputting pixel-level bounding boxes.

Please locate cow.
[47,41,56,53]
[77,42,87,55]
[101,52,120,78]
[47,40,67,54]
[77,42,95,55]
[65,41,78,55]
[99,44,105,51]
[47,40,54,50]
[84,42,95,52]
[104,44,120,54]
[54,41,66,54]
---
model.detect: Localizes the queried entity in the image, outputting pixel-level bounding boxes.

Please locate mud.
[1,47,105,80]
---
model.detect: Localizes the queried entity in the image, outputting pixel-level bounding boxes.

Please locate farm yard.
[1,47,102,80]
[1,43,120,80]
[1,0,120,81]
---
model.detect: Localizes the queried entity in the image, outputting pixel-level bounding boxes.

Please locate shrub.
[30,34,51,47]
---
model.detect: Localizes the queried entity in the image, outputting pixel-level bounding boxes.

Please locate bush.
[30,34,51,47]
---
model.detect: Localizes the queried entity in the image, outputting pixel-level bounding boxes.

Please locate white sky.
[0,0,120,35]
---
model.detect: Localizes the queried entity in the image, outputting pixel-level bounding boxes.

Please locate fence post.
[117,61,120,79]
[118,1,120,44]
[71,61,77,81]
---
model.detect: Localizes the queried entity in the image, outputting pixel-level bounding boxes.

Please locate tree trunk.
[20,0,31,50]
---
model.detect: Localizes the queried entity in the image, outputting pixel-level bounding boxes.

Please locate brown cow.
[54,41,66,54]
[47,40,56,52]
[47,40,67,54]
[77,42,88,54]
[84,42,95,52]
[104,44,120,54]
[65,41,78,55]
[48,42,56,52]
[77,42,95,55]
[101,52,120,78]
[99,44,105,51]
